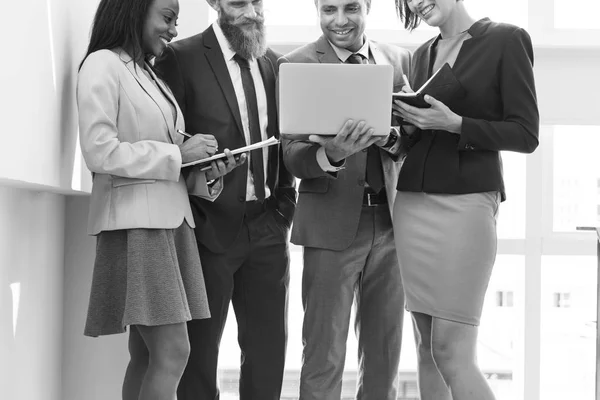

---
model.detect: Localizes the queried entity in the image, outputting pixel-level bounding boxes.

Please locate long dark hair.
[395,0,421,31]
[79,0,153,70]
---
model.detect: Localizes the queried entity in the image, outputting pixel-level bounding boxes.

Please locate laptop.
[278,63,394,139]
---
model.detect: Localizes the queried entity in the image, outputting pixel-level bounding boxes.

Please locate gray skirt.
[393,191,500,326]
[84,222,210,337]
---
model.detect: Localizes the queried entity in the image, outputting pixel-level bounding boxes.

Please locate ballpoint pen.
[177,129,193,138]
[402,74,410,89]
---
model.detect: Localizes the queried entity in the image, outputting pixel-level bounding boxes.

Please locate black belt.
[362,188,387,206]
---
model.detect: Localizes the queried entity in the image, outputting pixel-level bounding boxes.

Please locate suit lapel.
[145,65,182,143]
[257,56,277,139]
[316,36,341,64]
[257,53,279,190]
[118,49,177,144]
[370,41,388,66]
[203,27,245,139]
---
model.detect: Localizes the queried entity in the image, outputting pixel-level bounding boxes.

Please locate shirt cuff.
[316,146,345,172]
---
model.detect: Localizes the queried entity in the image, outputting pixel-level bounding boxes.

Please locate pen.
[402,74,410,89]
[177,129,193,138]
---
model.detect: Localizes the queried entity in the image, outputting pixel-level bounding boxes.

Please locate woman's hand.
[205,149,247,181]
[392,75,417,135]
[179,133,219,164]
[393,95,463,134]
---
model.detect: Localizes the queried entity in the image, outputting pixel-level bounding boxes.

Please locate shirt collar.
[328,35,370,63]
[212,21,237,62]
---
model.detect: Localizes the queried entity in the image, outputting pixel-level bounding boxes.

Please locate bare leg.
[431,317,495,400]
[411,312,452,400]
[122,326,149,400]
[136,323,190,400]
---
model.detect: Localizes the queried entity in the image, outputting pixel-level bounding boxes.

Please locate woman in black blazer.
[392,1,539,399]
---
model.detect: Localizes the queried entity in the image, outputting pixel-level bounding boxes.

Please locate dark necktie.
[234,54,266,201]
[346,53,385,193]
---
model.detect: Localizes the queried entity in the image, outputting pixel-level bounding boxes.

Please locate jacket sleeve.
[77,51,182,181]
[458,28,539,154]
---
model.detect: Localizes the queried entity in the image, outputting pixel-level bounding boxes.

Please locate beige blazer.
[77,48,215,235]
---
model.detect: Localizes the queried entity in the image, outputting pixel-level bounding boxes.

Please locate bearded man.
[154,1,297,399]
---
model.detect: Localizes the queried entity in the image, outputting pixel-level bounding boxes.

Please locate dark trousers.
[177,203,290,400]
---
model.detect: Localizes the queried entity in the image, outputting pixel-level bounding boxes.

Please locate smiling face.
[316,0,370,53]
[405,0,457,27]
[141,0,179,58]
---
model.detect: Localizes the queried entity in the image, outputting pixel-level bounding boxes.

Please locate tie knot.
[234,54,251,69]
[347,53,366,64]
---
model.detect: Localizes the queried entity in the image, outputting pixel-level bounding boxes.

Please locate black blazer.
[154,26,296,253]
[397,18,539,201]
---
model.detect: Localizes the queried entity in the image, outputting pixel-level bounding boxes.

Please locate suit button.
[362,149,368,152]
[357,179,365,186]
[238,196,245,202]
[465,144,475,150]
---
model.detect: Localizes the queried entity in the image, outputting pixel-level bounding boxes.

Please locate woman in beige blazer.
[77,0,244,398]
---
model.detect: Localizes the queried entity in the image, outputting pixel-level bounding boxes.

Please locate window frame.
[182,1,600,399]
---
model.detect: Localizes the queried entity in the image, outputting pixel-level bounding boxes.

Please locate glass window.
[541,256,597,400]
[553,126,600,232]
[480,256,524,400]
[554,0,600,29]
[217,251,523,400]
[498,152,526,239]
[243,0,528,30]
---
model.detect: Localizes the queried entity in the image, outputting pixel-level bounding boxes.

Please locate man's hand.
[308,120,381,163]
[205,149,247,181]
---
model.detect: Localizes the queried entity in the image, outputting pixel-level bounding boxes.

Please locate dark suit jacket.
[398,18,539,201]
[279,36,411,251]
[154,26,296,253]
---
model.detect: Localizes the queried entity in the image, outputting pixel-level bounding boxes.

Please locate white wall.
[0,187,65,400]
[62,196,129,400]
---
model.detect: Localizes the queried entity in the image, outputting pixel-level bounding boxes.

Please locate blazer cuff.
[316,146,345,174]
[186,168,222,201]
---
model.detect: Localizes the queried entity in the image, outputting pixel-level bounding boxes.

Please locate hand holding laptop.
[309,119,385,163]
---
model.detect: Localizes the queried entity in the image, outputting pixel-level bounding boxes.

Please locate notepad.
[182,136,279,168]
[393,63,463,108]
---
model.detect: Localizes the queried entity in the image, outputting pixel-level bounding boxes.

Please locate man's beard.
[219,10,267,60]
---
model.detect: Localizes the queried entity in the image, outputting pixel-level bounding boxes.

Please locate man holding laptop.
[278,0,411,399]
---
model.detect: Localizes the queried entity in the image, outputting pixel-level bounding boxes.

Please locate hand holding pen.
[177,129,219,164]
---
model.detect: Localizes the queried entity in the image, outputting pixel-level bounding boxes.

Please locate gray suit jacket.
[279,36,411,251]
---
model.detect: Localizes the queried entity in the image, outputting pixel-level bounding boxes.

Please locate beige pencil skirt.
[392,191,500,326]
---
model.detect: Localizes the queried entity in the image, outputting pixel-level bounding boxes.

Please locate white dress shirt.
[213,22,270,200]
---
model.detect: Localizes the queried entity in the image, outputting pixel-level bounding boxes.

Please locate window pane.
[555,0,600,29]
[498,152,526,239]
[466,0,528,28]
[255,0,527,30]
[553,126,600,232]
[480,255,524,400]
[541,256,597,400]
[217,251,523,399]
